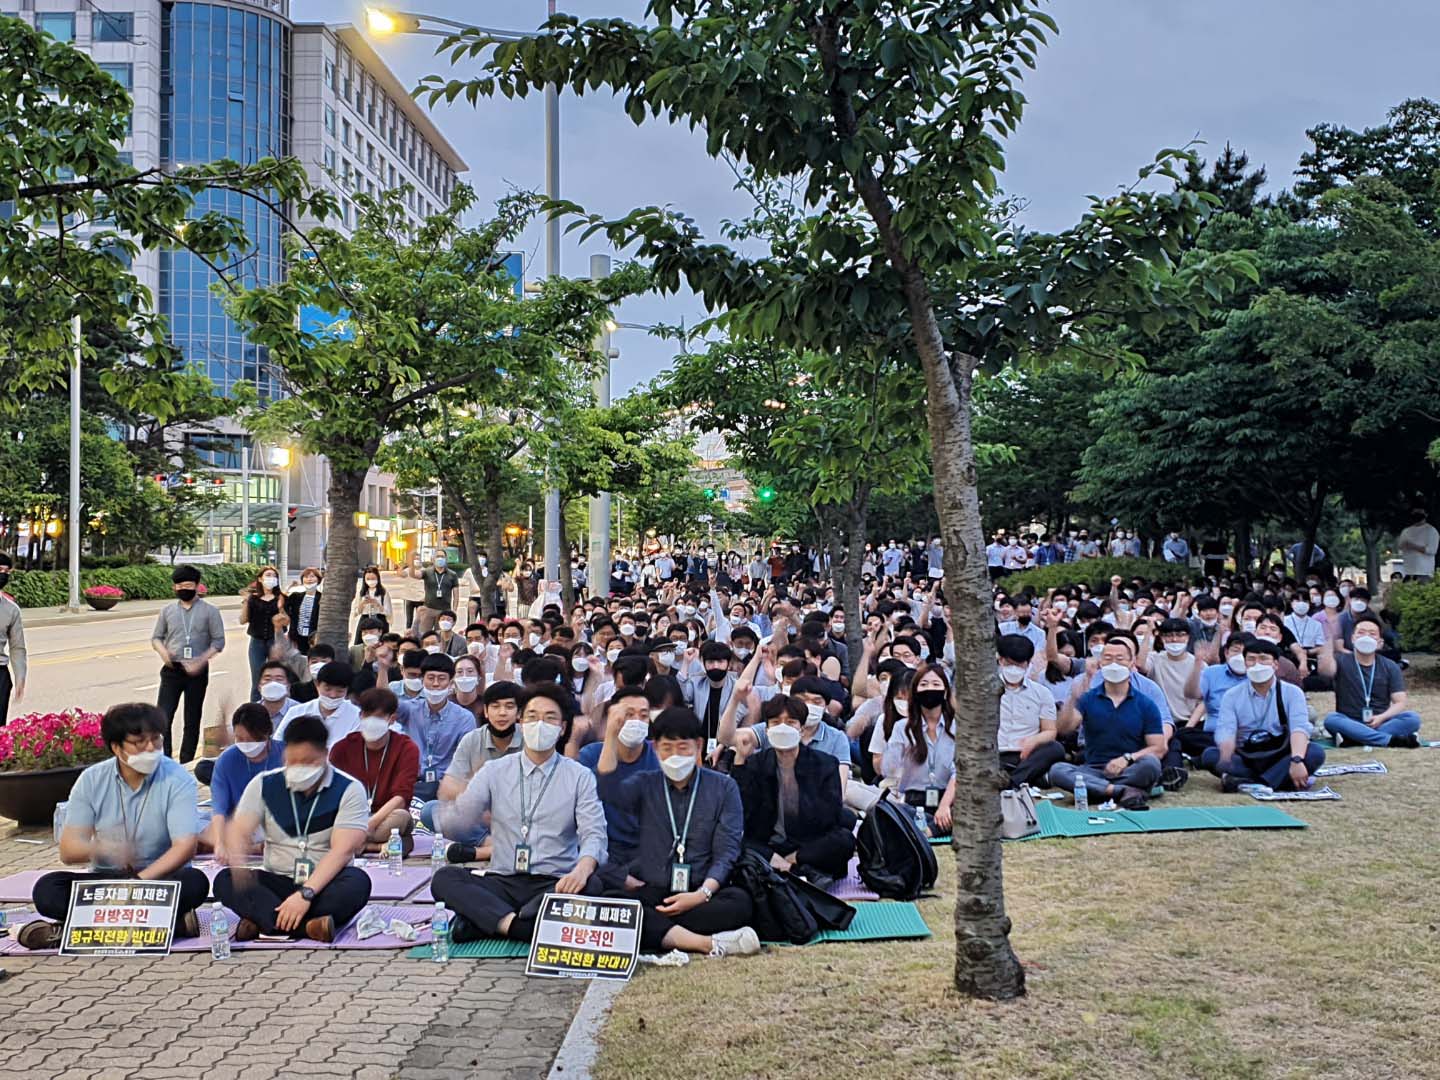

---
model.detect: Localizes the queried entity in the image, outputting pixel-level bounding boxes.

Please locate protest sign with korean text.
[526,894,642,981]
[59,879,179,956]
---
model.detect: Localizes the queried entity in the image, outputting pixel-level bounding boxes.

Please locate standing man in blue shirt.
[151,564,226,762]
[596,707,758,958]
[1205,639,1323,792]
[431,684,608,944]
[580,688,659,887]
[1162,531,1191,564]
[1053,636,1166,810]
[16,703,209,950]
[396,653,476,801]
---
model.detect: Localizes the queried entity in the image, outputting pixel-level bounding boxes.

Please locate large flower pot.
[84,596,120,611]
[0,765,86,826]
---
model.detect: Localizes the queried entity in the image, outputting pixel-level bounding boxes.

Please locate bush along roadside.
[998,557,1193,596]
[6,564,266,608]
[1386,581,1440,653]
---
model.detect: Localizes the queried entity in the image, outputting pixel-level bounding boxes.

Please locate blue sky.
[304,0,1439,392]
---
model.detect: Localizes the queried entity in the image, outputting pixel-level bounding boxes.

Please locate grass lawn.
[592,687,1440,1080]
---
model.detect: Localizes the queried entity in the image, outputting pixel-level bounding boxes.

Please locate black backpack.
[731,848,819,944]
[855,797,938,900]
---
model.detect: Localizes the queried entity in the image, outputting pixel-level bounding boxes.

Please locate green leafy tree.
[230,188,640,645]
[428,1,1251,998]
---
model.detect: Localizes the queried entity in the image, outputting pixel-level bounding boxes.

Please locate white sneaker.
[709,926,761,958]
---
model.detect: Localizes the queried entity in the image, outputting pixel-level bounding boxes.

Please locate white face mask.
[1349,599,1367,613]
[318,694,344,712]
[468,641,486,656]
[660,754,697,783]
[618,717,650,748]
[1291,601,1308,616]
[1089,644,1105,658]
[425,645,443,655]
[454,676,480,693]
[1352,635,1380,655]
[1257,634,1281,645]
[521,719,564,753]
[804,703,824,728]
[1200,617,1218,628]
[504,637,521,648]
[733,646,753,660]
[1241,620,1257,633]
[1100,662,1130,684]
[998,664,1026,685]
[528,632,542,647]
[359,716,391,742]
[655,651,675,669]
[1163,641,1188,656]
[893,699,910,717]
[439,620,454,632]
[1246,663,1273,684]
[1227,654,1247,675]
[423,687,451,705]
[607,647,622,662]
[572,657,591,674]
[234,740,267,758]
[403,677,423,693]
[766,722,802,751]
[125,749,163,775]
[303,581,318,592]
[262,575,278,589]
[259,681,288,703]
[620,623,636,637]
[362,633,381,646]
[309,663,327,679]
[1219,603,1235,617]
[284,764,325,791]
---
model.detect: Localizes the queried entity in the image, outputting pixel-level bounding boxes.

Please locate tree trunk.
[1296,481,1327,579]
[830,496,869,672]
[557,501,575,612]
[445,479,484,624]
[316,463,369,650]
[1234,520,1251,577]
[482,472,505,619]
[1361,523,1382,590]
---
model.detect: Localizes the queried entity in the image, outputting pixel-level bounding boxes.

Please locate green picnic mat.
[928,835,950,846]
[406,901,931,959]
[1008,800,1306,841]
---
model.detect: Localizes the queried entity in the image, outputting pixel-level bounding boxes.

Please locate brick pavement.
[0,824,585,1080]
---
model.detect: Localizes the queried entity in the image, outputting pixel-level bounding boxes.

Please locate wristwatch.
[300,886,316,901]
[1289,755,1304,765]
[1123,753,1134,765]
[699,885,714,902]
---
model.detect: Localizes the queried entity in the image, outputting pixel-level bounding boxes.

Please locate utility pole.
[67,314,82,612]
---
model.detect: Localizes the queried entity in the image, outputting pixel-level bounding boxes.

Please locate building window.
[324,59,335,89]
[366,144,374,169]
[323,146,336,172]
[324,105,336,134]
[37,12,75,41]
[92,11,134,41]
[98,62,133,90]
[341,118,351,148]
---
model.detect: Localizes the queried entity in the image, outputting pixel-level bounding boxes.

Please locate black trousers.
[1176,725,1216,760]
[0,663,11,726]
[213,866,372,936]
[999,742,1067,789]
[32,867,210,929]
[751,825,857,879]
[605,882,754,951]
[156,663,209,763]
[432,868,601,942]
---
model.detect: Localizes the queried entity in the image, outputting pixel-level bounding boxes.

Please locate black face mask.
[913,689,947,711]
[0,572,9,589]
[487,720,516,738]
[705,667,727,683]
[175,587,197,602]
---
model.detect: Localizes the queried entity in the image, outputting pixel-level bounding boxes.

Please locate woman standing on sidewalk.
[239,566,282,701]
[350,564,392,643]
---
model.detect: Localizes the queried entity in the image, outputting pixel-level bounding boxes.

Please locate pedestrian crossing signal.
[244,531,264,548]
[758,487,777,502]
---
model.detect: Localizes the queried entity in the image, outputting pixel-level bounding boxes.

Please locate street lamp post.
[67,314,81,612]
[588,254,613,591]
[271,447,292,582]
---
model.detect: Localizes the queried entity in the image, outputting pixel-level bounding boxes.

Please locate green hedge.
[999,557,1193,596]
[7,564,266,608]
[1386,581,1440,652]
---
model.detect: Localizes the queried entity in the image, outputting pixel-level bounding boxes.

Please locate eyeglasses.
[122,733,164,751]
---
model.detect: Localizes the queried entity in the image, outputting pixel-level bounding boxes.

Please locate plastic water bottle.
[431,902,450,963]
[210,902,230,960]
[430,832,446,880]
[1074,774,1090,814]
[912,804,928,836]
[387,828,403,876]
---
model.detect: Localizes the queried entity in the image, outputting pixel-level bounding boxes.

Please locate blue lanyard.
[1356,659,1377,708]
[1248,688,1274,733]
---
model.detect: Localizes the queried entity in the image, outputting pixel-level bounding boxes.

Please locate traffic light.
[244,531,264,548]
[287,507,298,532]
[758,486,777,502]
[703,487,716,499]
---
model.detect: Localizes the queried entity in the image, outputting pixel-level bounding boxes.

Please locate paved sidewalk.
[20,594,243,630]
[0,825,583,1080]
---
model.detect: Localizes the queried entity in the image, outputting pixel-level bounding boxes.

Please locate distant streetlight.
[270,446,293,581]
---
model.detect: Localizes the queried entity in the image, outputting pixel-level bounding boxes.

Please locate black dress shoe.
[445,842,478,864]
[1389,733,1421,749]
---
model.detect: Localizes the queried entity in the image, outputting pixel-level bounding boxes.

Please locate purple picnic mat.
[1,904,433,955]
[0,868,45,902]
[826,858,880,902]
[411,832,434,858]
[359,863,431,900]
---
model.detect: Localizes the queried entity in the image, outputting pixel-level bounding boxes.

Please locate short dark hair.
[1351,587,1371,601]
[699,641,733,664]
[789,675,829,700]
[996,634,1035,664]
[0,552,12,570]
[519,682,575,726]
[612,655,650,688]
[1243,638,1281,660]
[315,661,353,689]
[1225,631,1255,654]
[644,674,683,709]
[354,687,398,716]
[762,695,806,724]
[309,643,337,662]
[483,680,522,705]
[1105,629,1139,655]
[1194,595,1218,612]
[401,650,424,672]
[603,685,649,720]
[521,655,567,686]
[1159,618,1191,636]
[650,706,703,743]
[231,702,274,740]
[283,713,330,751]
[259,660,292,683]
[171,564,202,584]
[419,653,456,677]
[101,703,167,751]
[1352,613,1385,634]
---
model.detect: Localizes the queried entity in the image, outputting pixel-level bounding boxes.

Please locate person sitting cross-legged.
[994,634,1066,791]
[596,707,759,958]
[1317,615,1422,749]
[581,687,660,888]
[328,687,420,854]
[430,683,608,944]
[1053,636,1165,810]
[14,703,209,950]
[202,703,286,855]
[1204,639,1325,793]
[732,696,856,888]
[214,714,374,942]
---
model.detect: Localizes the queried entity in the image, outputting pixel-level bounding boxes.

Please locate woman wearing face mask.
[866,666,915,779]
[16,703,214,951]
[329,687,420,854]
[204,703,287,855]
[450,654,486,721]
[348,615,388,671]
[350,564,392,643]
[732,696,857,887]
[240,566,283,702]
[284,567,325,653]
[215,713,374,943]
[880,663,957,836]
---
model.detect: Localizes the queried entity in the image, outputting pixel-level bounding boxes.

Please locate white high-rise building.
[13,1,468,571]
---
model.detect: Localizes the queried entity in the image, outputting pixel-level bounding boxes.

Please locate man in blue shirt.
[596,707,758,958]
[1162,531,1191,564]
[581,688,659,886]
[1183,635,1251,763]
[1205,639,1323,793]
[17,703,208,950]
[396,653,476,801]
[203,702,286,853]
[1053,636,1166,810]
